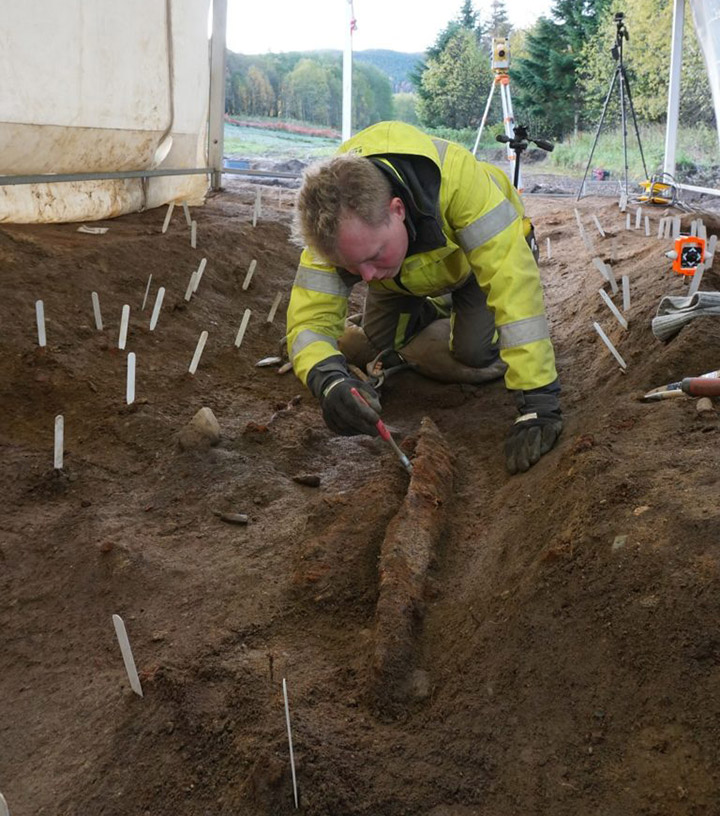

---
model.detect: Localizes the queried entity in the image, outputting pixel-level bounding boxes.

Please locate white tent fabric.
[689,0,720,149]
[0,0,210,224]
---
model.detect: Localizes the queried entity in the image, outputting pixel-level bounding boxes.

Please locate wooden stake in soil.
[242,259,257,291]
[91,291,103,331]
[282,678,299,810]
[149,287,165,331]
[188,330,208,374]
[599,288,628,329]
[266,292,283,323]
[112,614,143,697]
[193,258,207,293]
[252,188,261,227]
[141,274,153,311]
[592,214,606,238]
[54,415,64,471]
[161,202,175,234]
[190,220,197,249]
[35,300,46,347]
[234,309,251,348]
[622,275,630,311]
[118,305,130,350]
[182,201,191,226]
[126,352,136,405]
[593,321,627,369]
[546,237,552,259]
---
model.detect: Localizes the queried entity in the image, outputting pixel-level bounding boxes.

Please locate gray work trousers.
[362,274,499,367]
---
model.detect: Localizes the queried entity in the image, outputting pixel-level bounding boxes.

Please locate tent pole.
[663,0,685,179]
[209,0,228,191]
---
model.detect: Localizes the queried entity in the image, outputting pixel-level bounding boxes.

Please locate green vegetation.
[224,122,339,159]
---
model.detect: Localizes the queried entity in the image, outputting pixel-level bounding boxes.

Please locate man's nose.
[356,263,378,282]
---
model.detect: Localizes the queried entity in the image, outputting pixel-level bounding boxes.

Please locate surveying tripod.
[472,38,522,188]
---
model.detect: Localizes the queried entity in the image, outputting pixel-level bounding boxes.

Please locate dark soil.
[3,181,720,816]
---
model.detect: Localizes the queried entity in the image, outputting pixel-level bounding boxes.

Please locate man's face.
[332,197,408,282]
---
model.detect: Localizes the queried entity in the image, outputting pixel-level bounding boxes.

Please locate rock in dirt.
[369,416,454,714]
[178,407,221,451]
[293,474,321,487]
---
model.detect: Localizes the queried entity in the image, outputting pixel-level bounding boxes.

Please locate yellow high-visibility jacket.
[286,121,557,394]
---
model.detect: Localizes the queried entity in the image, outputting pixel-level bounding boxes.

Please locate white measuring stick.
[593,321,627,369]
[599,288,628,329]
[182,201,191,226]
[266,292,283,323]
[91,291,103,331]
[234,309,252,348]
[546,237,552,259]
[635,207,642,229]
[161,202,175,234]
[625,213,631,230]
[112,614,143,697]
[189,330,208,374]
[149,287,165,331]
[253,188,261,227]
[242,259,257,291]
[622,275,630,311]
[190,220,197,249]
[126,352,136,405]
[118,305,130,350]
[54,415,64,470]
[282,678,299,809]
[644,215,650,236]
[592,214,606,238]
[141,274,153,311]
[193,258,207,293]
[35,300,47,347]
[688,263,705,297]
[184,270,198,302]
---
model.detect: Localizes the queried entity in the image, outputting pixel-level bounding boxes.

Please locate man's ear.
[389,196,406,221]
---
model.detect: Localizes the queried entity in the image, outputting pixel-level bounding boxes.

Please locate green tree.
[394,92,419,124]
[281,59,332,124]
[487,0,511,38]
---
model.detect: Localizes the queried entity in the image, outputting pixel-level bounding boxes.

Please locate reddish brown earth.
[2,182,720,816]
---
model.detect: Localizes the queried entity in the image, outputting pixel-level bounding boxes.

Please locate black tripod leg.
[620,64,650,181]
[578,67,619,200]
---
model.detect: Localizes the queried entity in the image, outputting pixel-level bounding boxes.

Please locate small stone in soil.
[293,474,321,487]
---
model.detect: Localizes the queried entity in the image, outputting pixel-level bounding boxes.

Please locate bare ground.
[2,181,720,815]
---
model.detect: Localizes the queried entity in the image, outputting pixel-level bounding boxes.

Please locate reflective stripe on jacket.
[286,121,557,392]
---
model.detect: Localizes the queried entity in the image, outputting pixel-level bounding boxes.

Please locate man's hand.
[505,388,562,474]
[320,377,382,436]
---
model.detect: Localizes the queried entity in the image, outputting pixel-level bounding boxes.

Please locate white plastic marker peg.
[546,237,552,259]
[242,259,257,291]
[592,215,606,238]
[622,275,630,311]
[673,216,681,239]
[182,201,191,226]
[644,215,650,236]
[141,274,153,311]
[126,352,136,405]
[91,291,103,331]
[54,415,64,470]
[266,292,283,323]
[189,330,208,374]
[184,269,198,301]
[112,614,143,697]
[593,321,627,369]
[619,191,627,212]
[707,234,717,263]
[190,220,197,249]
[253,188,261,227]
[592,257,618,294]
[234,309,252,348]
[688,263,705,297]
[193,258,207,293]
[635,207,642,229]
[625,213,631,230]
[0,792,9,816]
[599,288,628,329]
[282,678,299,810]
[118,305,130,350]
[161,202,175,234]
[149,287,165,331]
[657,217,665,239]
[35,300,47,347]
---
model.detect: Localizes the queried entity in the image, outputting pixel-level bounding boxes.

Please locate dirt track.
[2,182,720,815]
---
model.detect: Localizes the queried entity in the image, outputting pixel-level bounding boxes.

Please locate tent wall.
[0,0,210,223]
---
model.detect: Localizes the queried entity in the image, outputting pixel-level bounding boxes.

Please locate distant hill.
[354,50,424,93]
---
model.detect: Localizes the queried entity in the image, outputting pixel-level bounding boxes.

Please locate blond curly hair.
[292,153,392,261]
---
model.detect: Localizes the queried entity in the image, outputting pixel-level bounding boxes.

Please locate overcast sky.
[226,0,556,55]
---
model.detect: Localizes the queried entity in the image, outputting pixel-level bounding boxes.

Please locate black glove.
[505,385,563,474]
[320,376,382,436]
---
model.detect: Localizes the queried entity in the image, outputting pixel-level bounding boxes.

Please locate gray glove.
[320,376,382,436]
[505,385,563,474]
